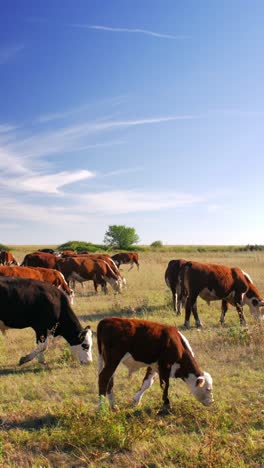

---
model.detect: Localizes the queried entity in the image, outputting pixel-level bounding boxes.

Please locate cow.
[38,248,55,254]
[179,261,264,328]
[97,317,213,410]
[60,250,77,257]
[0,277,92,365]
[165,259,187,315]
[0,250,19,266]
[0,265,74,304]
[56,256,123,293]
[85,254,126,292]
[21,252,57,269]
[111,252,139,271]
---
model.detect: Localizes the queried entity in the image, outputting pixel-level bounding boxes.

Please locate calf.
[0,265,74,304]
[0,277,92,365]
[0,250,19,266]
[180,261,264,328]
[97,317,213,410]
[56,257,123,293]
[111,252,139,271]
[165,259,187,315]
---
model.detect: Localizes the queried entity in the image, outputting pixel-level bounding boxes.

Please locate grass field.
[0,248,263,467]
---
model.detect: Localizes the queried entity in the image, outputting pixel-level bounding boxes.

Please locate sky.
[1,0,264,246]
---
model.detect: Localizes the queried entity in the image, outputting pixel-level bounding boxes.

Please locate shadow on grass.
[80,303,171,323]
[0,414,58,431]
[0,366,48,376]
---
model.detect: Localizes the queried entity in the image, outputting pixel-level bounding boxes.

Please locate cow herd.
[0,249,262,411]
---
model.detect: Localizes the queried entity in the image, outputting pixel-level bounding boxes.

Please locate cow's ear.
[84,325,91,330]
[196,376,205,388]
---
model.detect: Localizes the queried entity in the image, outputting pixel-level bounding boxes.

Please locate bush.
[150,240,163,248]
[57,241,108,253]
[0,243,9,251]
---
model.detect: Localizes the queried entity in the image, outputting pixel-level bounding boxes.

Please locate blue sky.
[1,0,263,245]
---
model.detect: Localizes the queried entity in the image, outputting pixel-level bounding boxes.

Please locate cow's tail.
[178,261,192,301]
[97,322,105,373]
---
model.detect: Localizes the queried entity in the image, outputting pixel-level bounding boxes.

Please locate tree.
[104,225,140,250]
[150,240,163,248]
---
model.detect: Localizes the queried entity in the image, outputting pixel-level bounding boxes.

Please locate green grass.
[0,248,263,466]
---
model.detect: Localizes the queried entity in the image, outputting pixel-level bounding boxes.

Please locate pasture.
[0,247,263,467]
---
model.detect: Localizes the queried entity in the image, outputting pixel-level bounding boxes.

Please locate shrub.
[150,240,163,248]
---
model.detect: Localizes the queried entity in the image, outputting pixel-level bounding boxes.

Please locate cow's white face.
[70,327,93,364]
[245,296,264,319]
[186,372,214,406]
[107,277,123,292]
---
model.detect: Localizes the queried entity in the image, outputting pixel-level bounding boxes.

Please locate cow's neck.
[55,308,83,346]
[174,352,203,380]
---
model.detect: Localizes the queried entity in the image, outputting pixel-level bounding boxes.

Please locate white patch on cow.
[70,328,93,364]
[184,372,214,406]
[19,338,48,365]
[106,276,122,292]
[242,270,253,284]
[244,295,264,319]
[121,352,158,376]
[170,362,181,377]
[178,331,195,357]
[132,369,157,405]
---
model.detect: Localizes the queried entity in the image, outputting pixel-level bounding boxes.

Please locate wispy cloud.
[72,24,187,40]
[0,45,24,64]
[78,190,204,215]
[1,170,95,194]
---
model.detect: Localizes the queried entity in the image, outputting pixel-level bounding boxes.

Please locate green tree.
[104,225,140,249]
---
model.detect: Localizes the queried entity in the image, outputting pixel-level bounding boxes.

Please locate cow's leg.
[98,360,120,409]
[19,331,48,366]
[132,367,157,406]
[158,366,171,410]
[235,294,247,326]
[220,300,228,325]
[128,261,134,272]
[93,280,98,294]
[191,301,202,328]
[184,293,198,329]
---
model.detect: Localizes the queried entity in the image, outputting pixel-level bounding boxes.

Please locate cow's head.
[70,326,93,364]
[244,295,264,319]
[107,277,123,293]
[186,372,214,406]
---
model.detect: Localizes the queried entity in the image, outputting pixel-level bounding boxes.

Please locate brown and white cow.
[0,266,74,304]
[111,252,139,271]
[97,317,214,410]
[21,252,57,269]
[56,257,123,293]
[0,251,19,266]
[179,261,264,328]
[165,259,187,315]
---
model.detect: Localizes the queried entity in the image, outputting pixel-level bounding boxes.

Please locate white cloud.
[73,24,187,40]
[78,190,204,214]
[2,170,95,194]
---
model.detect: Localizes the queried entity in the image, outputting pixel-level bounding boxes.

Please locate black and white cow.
[97,317,213,410]
[0,277,93,365]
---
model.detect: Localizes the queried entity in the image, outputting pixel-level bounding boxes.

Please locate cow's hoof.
[157,406,172,416]
[18,356,28,366]
[183,322,190,329]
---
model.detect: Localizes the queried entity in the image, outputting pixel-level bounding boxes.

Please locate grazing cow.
[0,266,74,304]
[0,277,92,365]
[0,251,19,266]
[165,259,187,315]
[21,252,57,269]
[60,250,77,257]
[87,254,126,292]
[179,261,264,328]
[56,257,123,293]
[97,317,213,410]
[38,248,55,254]
[111,252,139,271]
